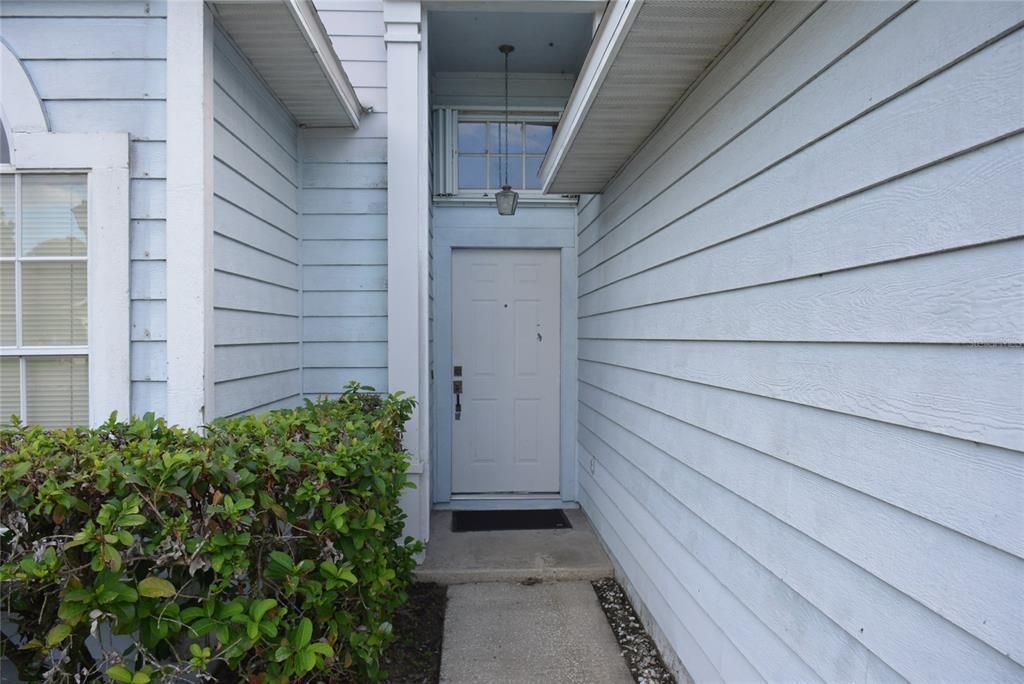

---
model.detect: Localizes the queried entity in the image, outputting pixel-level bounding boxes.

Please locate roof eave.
[539,0,643,195]
[541,0,765,194]
[212,0,363,129]
[283,0,362,129]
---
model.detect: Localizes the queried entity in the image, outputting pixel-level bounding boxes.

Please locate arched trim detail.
[1,38,49,140]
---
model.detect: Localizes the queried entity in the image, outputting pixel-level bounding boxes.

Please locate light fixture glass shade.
[495,185,519,216]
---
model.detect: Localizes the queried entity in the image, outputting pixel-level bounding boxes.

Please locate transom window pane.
[458,123,486,153]
[0,173,89,426]
[524,124,554,153]
[525,156,544,190]
[488,122,522,154]
[489,155,523,190]
[458,156,486,189]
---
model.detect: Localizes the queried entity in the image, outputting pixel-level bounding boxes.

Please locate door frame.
[432,225,577,507]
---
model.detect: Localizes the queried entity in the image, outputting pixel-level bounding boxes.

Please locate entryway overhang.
[540,0,765,194]
[210,0,363,128]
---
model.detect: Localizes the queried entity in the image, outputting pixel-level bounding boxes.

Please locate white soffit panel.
[212,0,362,128]
[542,0,763,194]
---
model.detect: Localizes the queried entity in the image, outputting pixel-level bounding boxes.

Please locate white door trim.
[433,225,577,506]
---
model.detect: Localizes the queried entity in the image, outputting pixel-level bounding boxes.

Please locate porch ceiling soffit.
[540,0,765,194]
[210,0,362,128]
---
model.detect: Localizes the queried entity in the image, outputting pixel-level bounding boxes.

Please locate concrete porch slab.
[416,509,613,584]
[440,581,633,684]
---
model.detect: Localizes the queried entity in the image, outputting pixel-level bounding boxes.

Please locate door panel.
[452,248,560,494]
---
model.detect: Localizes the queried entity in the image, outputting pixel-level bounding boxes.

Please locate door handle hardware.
[454,365,462,376]
[454,380,462,420]
[453,380,463,393]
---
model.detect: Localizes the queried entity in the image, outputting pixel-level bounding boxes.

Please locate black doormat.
[451,508,572,532]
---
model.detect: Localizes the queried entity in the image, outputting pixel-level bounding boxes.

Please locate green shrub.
[0,384,421,683]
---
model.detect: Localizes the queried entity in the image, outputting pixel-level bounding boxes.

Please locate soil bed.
[593,578,675,684]
[383,582,448,683]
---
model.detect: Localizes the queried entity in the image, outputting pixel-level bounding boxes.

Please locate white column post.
[166,1,214,427]
[384,0,431,541]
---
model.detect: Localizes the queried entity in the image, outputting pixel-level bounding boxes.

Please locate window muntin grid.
[455,116,556,193]
[0,172,89,427]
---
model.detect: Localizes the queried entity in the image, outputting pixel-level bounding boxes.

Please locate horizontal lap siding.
[304,0,388,397]
[577,2,1024,681]
[317,0,386,113]
[212,26,301,417]
[1,1,169,416]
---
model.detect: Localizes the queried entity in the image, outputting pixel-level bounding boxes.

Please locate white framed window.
[0,133,130,428]
[433,107,562,199]
[0,172,90,426]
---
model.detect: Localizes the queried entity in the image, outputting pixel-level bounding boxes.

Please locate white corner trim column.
[166,1,215,428]
[384,0,431,541]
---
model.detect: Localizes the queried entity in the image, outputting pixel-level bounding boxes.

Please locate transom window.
[456,116,555,192]
[0,173,89,427]
[432,108,559,198]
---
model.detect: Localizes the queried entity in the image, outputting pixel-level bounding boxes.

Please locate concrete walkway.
[441,581,633,684]
[420,509,632,683]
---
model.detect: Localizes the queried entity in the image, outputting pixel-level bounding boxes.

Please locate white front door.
[451,248,561,494]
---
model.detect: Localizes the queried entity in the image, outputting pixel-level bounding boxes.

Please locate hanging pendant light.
[495,44,519,216]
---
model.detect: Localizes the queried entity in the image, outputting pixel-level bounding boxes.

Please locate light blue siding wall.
[576,2,1024,681]
[303,0,388,396]
[211,26,301,416]
[0,0,169,417]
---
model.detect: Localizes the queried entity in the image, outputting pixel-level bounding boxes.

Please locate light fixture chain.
[495,44,518,216]
[504,47,510,188]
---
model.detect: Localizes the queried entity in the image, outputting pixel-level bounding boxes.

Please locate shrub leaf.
[106,665,133,683]
[46,623,71,646]
[137,576,176,598]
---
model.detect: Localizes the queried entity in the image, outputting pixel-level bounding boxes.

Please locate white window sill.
[432,193,578,208]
